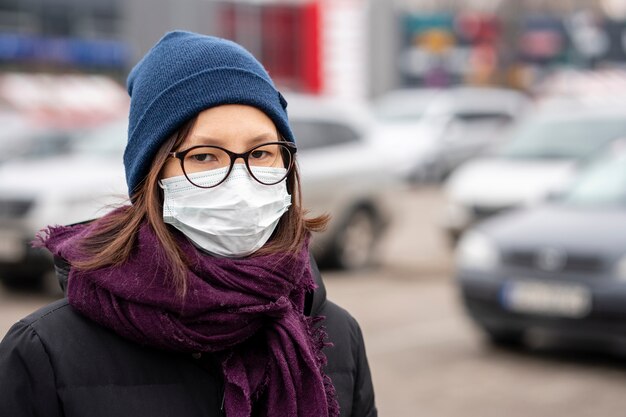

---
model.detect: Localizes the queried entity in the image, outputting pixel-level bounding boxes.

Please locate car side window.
[454,112,513,123]
[452,112,513,129]
[289,119,360,150]
[444,112,513,138]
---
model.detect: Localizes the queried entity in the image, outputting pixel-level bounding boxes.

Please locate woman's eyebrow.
[187,133,280,147]
[186,135,225,146]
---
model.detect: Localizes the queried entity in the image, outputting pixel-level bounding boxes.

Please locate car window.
[12,131,75,160]
[563,147,626,206]
[290,119,360,150]
[452,112,512,124]
[373,90,440,122]
[496,116,626,160]
[71,120,128,155]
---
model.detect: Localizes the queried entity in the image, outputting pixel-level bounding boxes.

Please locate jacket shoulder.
[318,300,378,417]
[1,299,225,417]
[19,298,74,327]
[16,298,103,345]
[0,301,68,417]
[318,299,362,349]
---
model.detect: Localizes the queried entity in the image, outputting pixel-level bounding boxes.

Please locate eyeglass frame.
[167,141,298,189]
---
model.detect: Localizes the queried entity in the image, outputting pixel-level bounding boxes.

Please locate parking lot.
[3,188,626,416]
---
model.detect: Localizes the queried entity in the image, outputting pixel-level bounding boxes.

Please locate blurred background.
[4,0,626,415]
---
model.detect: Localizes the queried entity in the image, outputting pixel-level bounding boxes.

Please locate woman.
[0,31,377,417]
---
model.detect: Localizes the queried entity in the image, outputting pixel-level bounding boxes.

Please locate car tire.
[483,326,525,348]
[328,207,380,270]
[1,272,45,291]
[445,229,463,248]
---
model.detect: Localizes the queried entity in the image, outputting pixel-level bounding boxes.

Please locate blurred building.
[391,0,626,91]
[2,0,626,98]
[209,0,372,100]
[0,0,380,99]
[0,0,129,75]
[130,0,376,100]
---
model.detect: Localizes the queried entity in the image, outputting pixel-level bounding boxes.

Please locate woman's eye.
[250,150,269,159]
[189,153,217,163]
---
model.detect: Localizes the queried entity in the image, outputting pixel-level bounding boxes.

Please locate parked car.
[373,86,528,182]
[443,103,626,243]
[373,87,442,123]
[0,112,79,164]
[286,94,397,269]
[455,138,626,347]
[0,119,128,289]
[0,96,397,289]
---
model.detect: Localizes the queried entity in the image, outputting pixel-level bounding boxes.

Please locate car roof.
[373,86,530,121]
[283,92,373,129]
[374,87,443,103]
[427,87,529,114]
[527,101,626,121]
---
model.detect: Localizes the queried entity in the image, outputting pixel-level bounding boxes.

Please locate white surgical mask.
[160,164,291,258]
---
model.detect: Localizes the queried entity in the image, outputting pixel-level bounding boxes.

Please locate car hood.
[480,204,626,258]
[445,158,575,207]
[0,154,126,200]
[369,121,442,179]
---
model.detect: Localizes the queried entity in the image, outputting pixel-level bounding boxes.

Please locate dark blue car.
[456,139,626,346]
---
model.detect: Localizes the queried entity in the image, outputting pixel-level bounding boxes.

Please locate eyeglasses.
[168,141,297,188]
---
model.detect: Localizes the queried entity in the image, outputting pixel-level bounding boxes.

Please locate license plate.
[0,231,25,261]
[501,280,592,318]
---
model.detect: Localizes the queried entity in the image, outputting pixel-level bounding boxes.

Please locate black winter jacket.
[0,257,377,417]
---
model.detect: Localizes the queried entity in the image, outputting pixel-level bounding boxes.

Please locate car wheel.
[1,272,45,291]
[330,208,379,270]
[483,326,525,348]
[445,229,463,248]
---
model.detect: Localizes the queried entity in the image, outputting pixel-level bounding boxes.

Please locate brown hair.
[73,116,329,297]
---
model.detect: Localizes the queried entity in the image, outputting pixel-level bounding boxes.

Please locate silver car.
[286,94,397,270]
[374,86,529,182]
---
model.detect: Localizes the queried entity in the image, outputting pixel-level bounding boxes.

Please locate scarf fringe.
[305,315,340,417]
[32,224,74,249]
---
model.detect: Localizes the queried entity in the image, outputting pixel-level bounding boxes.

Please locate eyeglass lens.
[182,143,292,187]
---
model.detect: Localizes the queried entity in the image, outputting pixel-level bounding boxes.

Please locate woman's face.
[161,104,280,179]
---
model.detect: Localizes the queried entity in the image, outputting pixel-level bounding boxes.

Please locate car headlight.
[443,201,472,229]
[615,255,626,280]
[456,231,500,271]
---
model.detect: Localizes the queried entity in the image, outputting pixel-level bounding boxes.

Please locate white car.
[443,103,626,243]
[0,96,398,289]
[373,86,529,181]
[0,112,81,164]
[0,120,128,288]
[286,94,398,269]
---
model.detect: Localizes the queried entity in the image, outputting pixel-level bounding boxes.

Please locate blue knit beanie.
[124,30,295,196]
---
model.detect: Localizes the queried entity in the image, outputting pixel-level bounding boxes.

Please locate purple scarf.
[38,218,339,417]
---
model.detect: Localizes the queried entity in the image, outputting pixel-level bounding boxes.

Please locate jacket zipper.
[220,386,226,416]
[191,352,226,416]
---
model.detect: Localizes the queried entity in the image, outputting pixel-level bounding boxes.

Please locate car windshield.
[373,91,439,122]
[496,116,626,160]
[70,120,128,155]
[6,130,75,161]
[562,145,626,206]
[289,119,359,151]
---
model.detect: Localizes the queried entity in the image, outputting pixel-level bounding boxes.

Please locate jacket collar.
[305,252,327,317]
[53,255,70,294]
